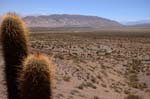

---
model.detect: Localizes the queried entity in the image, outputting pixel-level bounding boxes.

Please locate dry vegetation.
[0,30,150,99]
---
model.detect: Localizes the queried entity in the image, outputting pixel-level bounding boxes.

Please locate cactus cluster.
[0,13,53,99]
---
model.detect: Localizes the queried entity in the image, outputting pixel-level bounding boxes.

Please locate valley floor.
[0,32,150,99]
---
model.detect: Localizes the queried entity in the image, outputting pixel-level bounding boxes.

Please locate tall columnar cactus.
[0,13,29,99]
[19,54,52,99]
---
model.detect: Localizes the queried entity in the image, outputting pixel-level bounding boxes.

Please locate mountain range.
[0,14,150,28]
[23,14,122,28]
[124,20,150,25]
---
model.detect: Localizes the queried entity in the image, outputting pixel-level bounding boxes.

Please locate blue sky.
[0,0,150,22]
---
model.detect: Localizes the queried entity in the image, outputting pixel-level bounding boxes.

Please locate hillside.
[23,14,122,28]
[1,14,150,29]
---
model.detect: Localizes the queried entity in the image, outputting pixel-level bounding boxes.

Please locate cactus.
[19,54,53,99]
[0,13,29,99]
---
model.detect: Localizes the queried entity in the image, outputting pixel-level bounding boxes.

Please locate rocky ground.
[0,32,150,99]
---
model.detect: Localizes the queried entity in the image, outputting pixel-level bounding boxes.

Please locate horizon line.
[0,13,150,24]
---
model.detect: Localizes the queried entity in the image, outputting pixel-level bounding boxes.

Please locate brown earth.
[0,32,150,99]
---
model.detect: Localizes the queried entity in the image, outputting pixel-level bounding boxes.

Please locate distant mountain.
[131,24,150,27]
[1,14,150,28]
[124,20,150,27]
[23,14,122,28]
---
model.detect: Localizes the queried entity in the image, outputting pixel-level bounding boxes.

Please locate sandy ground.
[0,33,150,99]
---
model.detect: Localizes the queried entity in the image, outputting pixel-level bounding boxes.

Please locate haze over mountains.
[0,14,150,28]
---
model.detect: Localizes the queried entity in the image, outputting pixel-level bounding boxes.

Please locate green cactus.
[0,13,29,99]
[19,54,52,99]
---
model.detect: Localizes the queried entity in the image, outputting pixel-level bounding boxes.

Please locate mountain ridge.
[23,14,123,28]
[1,14,150,28]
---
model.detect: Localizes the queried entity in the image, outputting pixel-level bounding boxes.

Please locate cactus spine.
[19,54,52,99]
[0,13,29,99]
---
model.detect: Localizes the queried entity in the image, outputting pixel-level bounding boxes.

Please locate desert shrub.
[62,75,71,82]
[93,96,99,99]
[125,94,142,99]
[77,82,96,90]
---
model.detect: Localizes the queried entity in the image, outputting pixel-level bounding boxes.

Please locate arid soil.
[0,32,150,99]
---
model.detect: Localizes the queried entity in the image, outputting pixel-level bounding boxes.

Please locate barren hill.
[23,14,122,28]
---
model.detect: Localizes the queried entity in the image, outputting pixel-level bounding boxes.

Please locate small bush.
[93,96,99,99]
[62,75,71,82]
[77,82,96,90]
[125,94,142,99]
